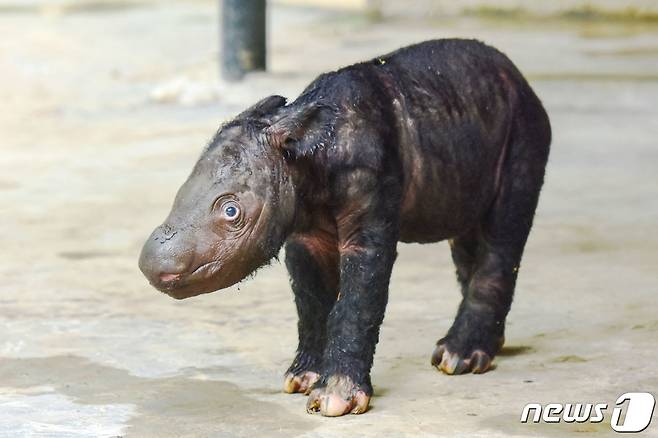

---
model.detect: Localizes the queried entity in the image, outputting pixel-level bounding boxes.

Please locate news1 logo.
[520,392,656,433]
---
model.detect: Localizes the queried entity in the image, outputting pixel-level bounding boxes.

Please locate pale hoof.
[431,344,493,375]
[306,375,370,416]
[283,371,320,394]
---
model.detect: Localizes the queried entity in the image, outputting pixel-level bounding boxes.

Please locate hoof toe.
[283,371,319,394]
[470,350,492,374]
[432,344,492,375]
[306,375,370,416]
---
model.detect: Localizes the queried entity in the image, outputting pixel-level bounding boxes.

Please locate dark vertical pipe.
[221,0,267,81]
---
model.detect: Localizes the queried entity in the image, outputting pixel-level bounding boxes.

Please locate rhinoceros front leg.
[305,171,399,416]
[306,234,398,416]
[283,233,339,394]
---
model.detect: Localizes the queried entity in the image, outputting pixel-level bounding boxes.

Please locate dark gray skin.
[139,116,296,299]
[139,39,551,417]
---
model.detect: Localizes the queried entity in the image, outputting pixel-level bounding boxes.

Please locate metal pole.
[221,0,267,81]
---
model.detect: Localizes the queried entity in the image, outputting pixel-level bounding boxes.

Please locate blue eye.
[224,205,238,219]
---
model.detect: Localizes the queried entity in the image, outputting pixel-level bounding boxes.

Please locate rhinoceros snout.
[139,224,192,290]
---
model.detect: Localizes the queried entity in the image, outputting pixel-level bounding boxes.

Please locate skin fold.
[139,39,551,417]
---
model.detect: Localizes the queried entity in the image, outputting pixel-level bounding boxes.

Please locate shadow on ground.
[0,355,316,436]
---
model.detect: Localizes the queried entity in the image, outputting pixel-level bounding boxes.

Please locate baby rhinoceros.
[139,39,551,417]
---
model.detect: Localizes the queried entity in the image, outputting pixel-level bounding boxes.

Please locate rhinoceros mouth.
[155,260,220,289]
[189,259,222,278]
[152,259,240,300]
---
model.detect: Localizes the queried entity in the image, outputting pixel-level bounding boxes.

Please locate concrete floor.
[1,1,657,437]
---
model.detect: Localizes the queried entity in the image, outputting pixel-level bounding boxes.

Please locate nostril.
[160,273,181,283]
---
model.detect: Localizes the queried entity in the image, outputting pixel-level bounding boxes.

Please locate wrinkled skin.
[139,108,297,299]
[139,39,551,417]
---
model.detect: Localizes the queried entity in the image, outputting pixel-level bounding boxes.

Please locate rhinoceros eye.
[222,201,240,221]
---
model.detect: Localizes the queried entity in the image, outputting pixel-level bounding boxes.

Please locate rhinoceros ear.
[266,102,337,158]
[237,95,287,120]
